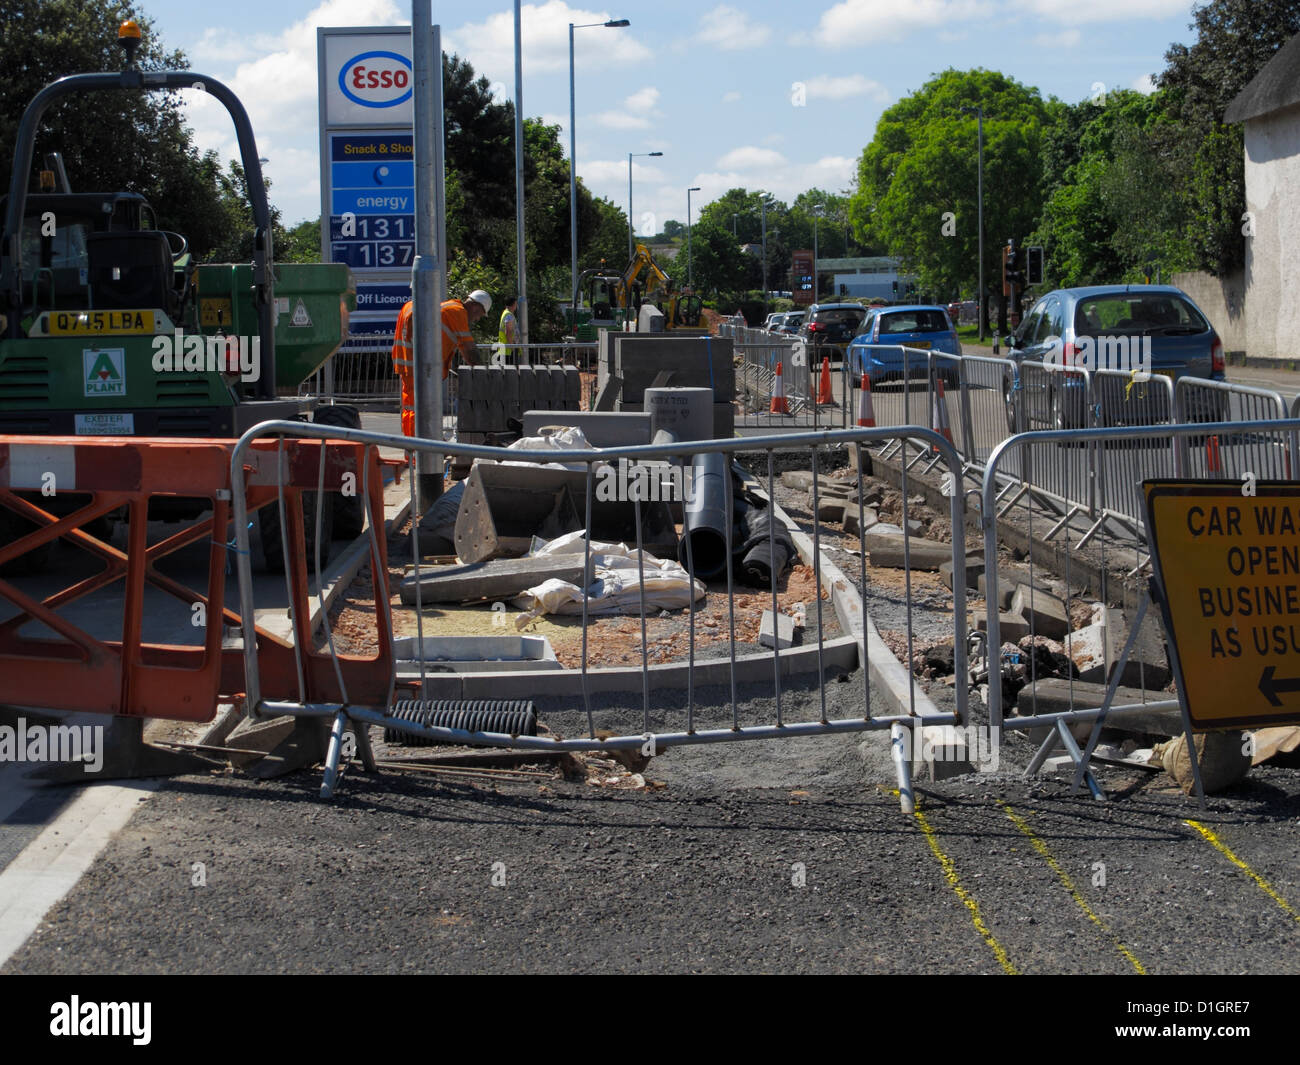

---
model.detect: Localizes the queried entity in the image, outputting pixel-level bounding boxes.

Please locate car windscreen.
[878,310,949,335]
[1073,295,1209,336]
[815,308,866,325]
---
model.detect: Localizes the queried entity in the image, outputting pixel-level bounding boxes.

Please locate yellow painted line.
[999,801,1147,974]
[912,806,1020,975]
[1186,819,1300,924]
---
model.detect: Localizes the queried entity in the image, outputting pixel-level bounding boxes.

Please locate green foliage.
[0,0,231,257]
[849,69,1052,302]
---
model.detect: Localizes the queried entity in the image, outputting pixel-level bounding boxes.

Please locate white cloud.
[592,86,661,130]
[445,1,650,82]
[800,74,891,103]
[582,159,667,185]
[181,0,405,223]
[809,0,992,47]
[722,91,742,104]
[696,5,772,50]
[1032,28,1081,48]
[1132,73,1158,94]
[716,146,787,171]
[1025,0,1191,24]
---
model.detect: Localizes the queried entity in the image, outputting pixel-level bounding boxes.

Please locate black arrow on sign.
[1258,665,1300,708]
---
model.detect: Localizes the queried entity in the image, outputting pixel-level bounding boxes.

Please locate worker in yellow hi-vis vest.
[494,295,519,362]
[391,290,491,436]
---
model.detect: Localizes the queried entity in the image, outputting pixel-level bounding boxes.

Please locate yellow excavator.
[565,243,704,338]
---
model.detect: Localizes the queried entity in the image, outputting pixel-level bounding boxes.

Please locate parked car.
[777,310,805,335]
[762,312,783,332]
[799,302,869,362]
[848,305,962,385]
[1003,285,1226,430]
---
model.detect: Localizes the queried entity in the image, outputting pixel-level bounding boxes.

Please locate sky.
[137,0,1204,233]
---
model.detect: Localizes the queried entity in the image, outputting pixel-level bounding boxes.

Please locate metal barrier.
[978,418,1300,800]
[228,422,971,807]
[1175,377,1292,480]
[0,435,393,719]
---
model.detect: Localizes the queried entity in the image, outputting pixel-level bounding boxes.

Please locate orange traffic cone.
[856,373,876,427]
[770,361,790,415]
[817,356,832,404]
[932,376,954,450]
[1206,434,1221,474]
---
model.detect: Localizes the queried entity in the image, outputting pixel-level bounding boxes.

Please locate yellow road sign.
[1145,480,1300,729]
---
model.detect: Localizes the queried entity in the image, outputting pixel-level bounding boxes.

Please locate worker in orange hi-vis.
[391,290,491,436]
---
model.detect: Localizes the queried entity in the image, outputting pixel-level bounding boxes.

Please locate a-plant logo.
[83,348,125,397]
[339,51,413,109]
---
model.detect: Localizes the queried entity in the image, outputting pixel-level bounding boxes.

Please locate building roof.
[1225,32,1300,124]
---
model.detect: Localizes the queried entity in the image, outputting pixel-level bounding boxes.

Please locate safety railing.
[228,421,972,808]
[1175,377,1293,481]
[979,418,1300,801]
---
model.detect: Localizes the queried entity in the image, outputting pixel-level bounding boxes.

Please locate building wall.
[1171,269,1247,356]
[1243,104,1300,361]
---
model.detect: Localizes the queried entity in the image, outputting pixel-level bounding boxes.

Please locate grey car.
[1004,285,1227,430]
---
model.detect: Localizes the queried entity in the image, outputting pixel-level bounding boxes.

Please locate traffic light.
[1005,244,1021,286]
[1025,245,1044,286]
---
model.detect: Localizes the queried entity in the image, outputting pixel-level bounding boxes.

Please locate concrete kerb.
[409,467,858,700]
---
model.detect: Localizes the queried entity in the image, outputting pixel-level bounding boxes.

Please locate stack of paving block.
[456,364,582,441]
[598,334,736,439]
[452,364,583,477]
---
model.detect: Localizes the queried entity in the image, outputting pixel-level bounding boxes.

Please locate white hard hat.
[467,290,492,313]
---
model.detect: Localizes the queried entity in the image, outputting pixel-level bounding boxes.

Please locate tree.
[1156,0,1300,275]
[671,215,750,298]
[849,69,1052,329]
[0,0,233,258]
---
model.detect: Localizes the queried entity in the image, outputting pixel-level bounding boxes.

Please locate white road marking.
[0,780,158,968]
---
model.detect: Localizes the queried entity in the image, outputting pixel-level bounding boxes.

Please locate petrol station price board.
[328,133,415,270]
[1145,479,1300,729]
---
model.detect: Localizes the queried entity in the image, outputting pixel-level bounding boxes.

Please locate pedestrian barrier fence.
[227,421,971,806]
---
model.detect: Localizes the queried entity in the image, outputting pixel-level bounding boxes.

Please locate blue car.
[848,305,962,386]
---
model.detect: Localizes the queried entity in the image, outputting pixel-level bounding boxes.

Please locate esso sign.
[339,51,413,109]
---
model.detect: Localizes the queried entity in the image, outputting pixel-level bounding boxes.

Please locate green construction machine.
[0,21,361,571]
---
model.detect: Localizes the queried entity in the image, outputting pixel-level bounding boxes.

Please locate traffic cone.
[770,361,790,415]
[931,376,954,450]
[856,373,876,427]
[1206,434,1221,474]
[817,356,832,404]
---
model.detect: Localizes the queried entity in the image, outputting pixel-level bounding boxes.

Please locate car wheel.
[1050,386,1070,433]
[1003,372,1019,434]
[258,491,335,575]
[313,403,365,540]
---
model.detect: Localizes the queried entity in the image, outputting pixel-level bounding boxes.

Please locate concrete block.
[813,496,849,523]
[1066,607,1170,689]
[940,555,985,592]
[521,410,652,447]
[1011,583,1070,640]
[843,507,878,536]
[976,611,1031,644]
[866,535,952,570]
[1015,678,1181,734]
[759,609,795,650]
[976,567,1028,610]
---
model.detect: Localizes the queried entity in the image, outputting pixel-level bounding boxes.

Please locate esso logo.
[339,51,413,109]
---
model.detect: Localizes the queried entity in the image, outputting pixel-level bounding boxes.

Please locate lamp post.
[628,150,663,259]
[569,18,629,309]
[760,195,774,313]
[732,212,739,238]
[960,104,985,341]
[686,185,701,286]
[812,202,824,303]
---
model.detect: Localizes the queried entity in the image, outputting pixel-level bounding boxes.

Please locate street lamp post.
[812,202,824,304]
[569,18,629,310]
[760,196,774,313]
[960,104,986,341]
[628,150,663,260]
[686,186,700,286]
[732,212,739,238]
